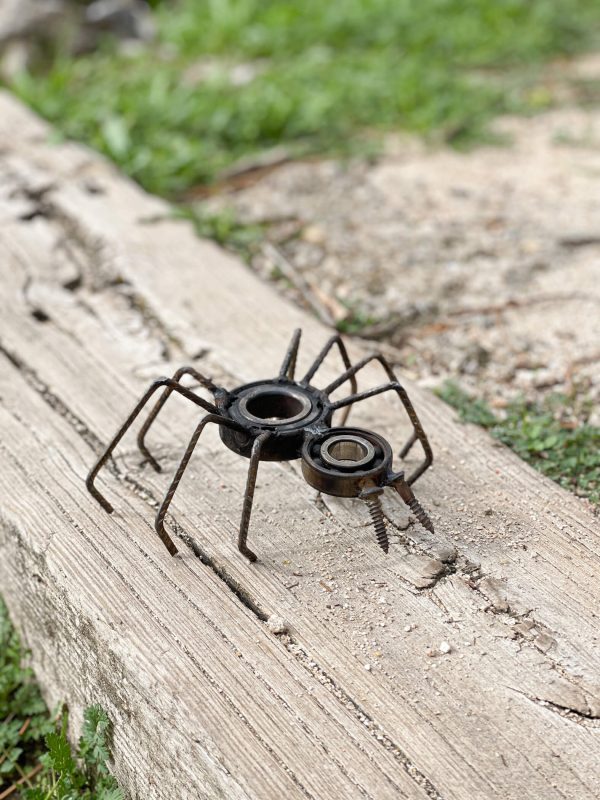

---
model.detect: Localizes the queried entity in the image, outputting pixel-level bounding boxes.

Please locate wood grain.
[0,91,599,800]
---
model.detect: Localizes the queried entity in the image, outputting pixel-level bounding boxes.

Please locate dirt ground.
[205,70,600,426]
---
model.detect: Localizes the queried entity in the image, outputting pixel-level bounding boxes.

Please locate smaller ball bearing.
[301,427,393,497]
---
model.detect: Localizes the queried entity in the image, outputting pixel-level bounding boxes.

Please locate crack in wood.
[508,686,600,724]
[13,180,187,363]
[465,573,600,713]
[277,634,445,800]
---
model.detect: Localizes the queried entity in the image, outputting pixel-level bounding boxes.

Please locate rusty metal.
[301,426,434,552]
[363,492,389,554]
[86,329,434,561]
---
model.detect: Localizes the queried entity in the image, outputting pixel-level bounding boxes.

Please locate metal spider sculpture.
[87,330,434,561]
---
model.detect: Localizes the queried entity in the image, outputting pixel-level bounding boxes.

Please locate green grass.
[0,597,123,799]
[175,205,266,252]
[437,382,600,503]
[334,304,380,335]
[9,0,600,197]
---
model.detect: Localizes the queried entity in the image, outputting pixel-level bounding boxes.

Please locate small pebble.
[266,616,288,635]
[439,641,452,654]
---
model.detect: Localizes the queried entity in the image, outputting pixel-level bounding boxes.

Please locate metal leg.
[326,353,433,484]
[155,414,242,556]
[279,328,302,380]
[138,366,224,472]
[300,333,358,424]
[399,429,418,460]
[238,432,271,562]
[86,378,219,514]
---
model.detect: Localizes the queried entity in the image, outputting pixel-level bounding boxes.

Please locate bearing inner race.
[320,434,375,470]
[238,386,312,426]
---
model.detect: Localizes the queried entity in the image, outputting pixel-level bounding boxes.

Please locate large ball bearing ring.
[220,379,331,461]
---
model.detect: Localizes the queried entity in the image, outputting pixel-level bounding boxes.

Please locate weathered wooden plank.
[0,354,431,800]
[1,91,599,800]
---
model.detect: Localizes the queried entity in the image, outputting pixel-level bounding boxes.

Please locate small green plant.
[1,597,53,792]
[0,597,123,799]
[437,382,600,503]
[335,310,381,335]
[24,706,124,800]
[175,206,265,256]
[436,380,498,428]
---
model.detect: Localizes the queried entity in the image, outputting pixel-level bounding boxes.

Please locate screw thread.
[408,497,434,533]
[364,495,389,554]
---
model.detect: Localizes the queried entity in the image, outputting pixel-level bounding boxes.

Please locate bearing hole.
[245,391,305,422]
[328,439,368,463]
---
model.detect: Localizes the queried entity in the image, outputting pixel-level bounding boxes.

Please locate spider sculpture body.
[87,330,434,561]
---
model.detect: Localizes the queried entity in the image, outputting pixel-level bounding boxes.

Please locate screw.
[362,491,389,554]
[391,474,435,534]
[406,496,434,533]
